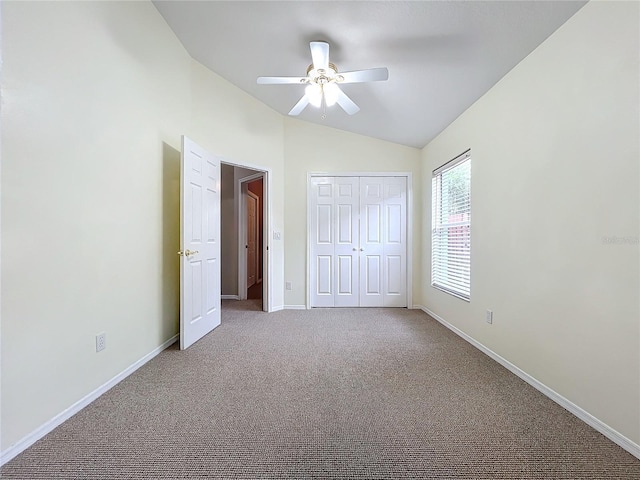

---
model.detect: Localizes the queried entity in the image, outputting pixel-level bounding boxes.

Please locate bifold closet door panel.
[383,177,407,307]
[334,177,360,307]
[310,177,335,307]
[359,177,385,307]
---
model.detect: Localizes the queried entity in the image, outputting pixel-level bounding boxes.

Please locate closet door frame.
[306,172,413,309]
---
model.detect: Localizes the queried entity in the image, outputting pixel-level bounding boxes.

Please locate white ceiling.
[153,1,586,149]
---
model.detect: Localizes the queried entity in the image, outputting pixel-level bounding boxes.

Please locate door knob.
[352,248,357,251]
[177,249,199,257]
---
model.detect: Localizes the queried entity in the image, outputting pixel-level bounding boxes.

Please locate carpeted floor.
[2,303,639,479]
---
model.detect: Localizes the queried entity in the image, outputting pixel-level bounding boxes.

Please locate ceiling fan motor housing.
[306,63,344,85]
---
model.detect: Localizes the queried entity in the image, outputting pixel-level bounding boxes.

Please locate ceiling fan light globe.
[324,83,339,107]
[305,84,322,108]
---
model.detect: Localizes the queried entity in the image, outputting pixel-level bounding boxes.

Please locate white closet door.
[310,175,407,308]
[383,177,407,307]
[310,177,335,307]
[359,177,385,307]
[334,177,360,307]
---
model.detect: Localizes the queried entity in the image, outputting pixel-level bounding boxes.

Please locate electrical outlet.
[285,281,292,290]
[486,310,493,324]
[96,332,106,352]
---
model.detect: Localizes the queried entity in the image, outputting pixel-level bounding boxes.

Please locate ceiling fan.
[257,41,389,116]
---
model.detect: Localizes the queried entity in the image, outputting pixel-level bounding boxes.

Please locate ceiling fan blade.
[288,95,310,116]
[257,76,307,85]
[310,41,329,71]
[339,67,389,84]
[335,87,360,115]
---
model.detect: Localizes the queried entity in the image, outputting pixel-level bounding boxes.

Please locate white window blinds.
[432,151,471,300]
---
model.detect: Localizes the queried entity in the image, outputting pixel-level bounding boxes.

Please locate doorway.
[220,163,270,312]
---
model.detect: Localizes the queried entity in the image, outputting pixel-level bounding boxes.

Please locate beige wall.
[1,0,191,449]
[421,0,639,445]
[0,0,284,451]
[283,118,422,307]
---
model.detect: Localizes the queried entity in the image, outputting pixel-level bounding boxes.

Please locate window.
[432,151,471,300]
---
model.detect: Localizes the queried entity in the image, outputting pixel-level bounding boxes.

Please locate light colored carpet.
[2,303,639,479]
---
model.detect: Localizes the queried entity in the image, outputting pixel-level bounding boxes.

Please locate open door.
[179,136,221,350]
[246,190,259,288]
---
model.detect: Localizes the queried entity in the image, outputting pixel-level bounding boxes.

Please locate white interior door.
[246,190,258,288]
[180,136,221,350]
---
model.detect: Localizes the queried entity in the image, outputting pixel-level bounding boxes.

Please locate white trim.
[406,173,413,309]
[309,171,412,177]
[306,172,413,309]
[221,295,240,300]
[415,305,640,460]
[284,305,307,310]
[0,334,179,466]
[270,305,284,312]
[305,173,312,309]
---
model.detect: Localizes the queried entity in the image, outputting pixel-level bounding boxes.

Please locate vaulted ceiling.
[153,1,586,148]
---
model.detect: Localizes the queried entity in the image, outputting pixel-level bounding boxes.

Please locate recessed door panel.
[317,205,332,244]
[190,260,202,323]
[206,189,218,243]
[317,183,332,198]
[317,255,332,295]
[365,256,381,294]
[206,258,217,315]
[337,256,353,295]
[338,183,352,197]
[191,184,202,243]
[365,183,381,199]
[386,255,402,294]
[386,204,402,244]
[360,254,383,307]
[337,204,353,244]
[365,205,381,243]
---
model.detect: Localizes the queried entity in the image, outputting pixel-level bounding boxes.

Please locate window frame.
[431,150,471,301]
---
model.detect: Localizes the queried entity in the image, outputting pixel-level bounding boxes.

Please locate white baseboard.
[415,305,640,460]
[221,295,240,300]
[0,334,179,466]
[270,305,284,312]
[284,305,307,310]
